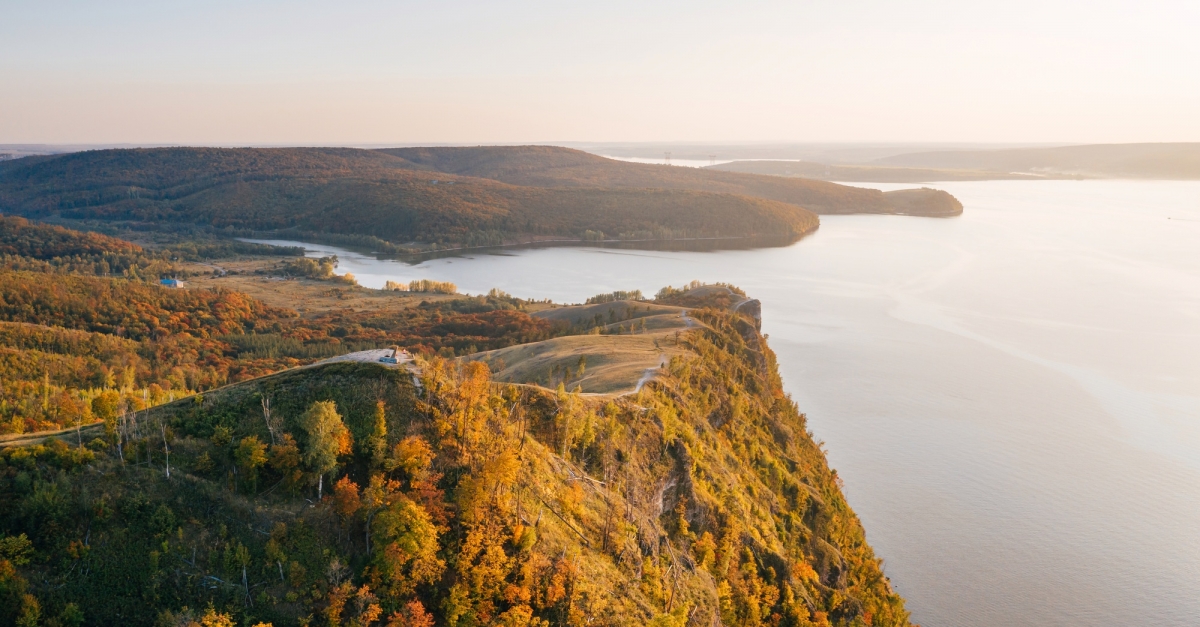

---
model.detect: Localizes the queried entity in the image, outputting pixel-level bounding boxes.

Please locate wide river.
[250,179,1200,627]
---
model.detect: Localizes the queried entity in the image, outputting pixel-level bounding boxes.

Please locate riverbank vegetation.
[385,280,459,294]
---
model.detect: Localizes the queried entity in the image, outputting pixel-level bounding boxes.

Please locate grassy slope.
[0,147,819,245]
[470,301,693,394]
[381,146,962,216]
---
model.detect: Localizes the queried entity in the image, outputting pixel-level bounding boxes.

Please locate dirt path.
[0,421,104,449]
[633,354,669,393]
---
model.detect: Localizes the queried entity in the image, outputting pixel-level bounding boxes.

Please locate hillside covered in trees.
[0,146,961,252]
[0,310,911,627]
[0,214,301,279]
[0,221,571,435]
[0,148,820,249]
[0,218,912,627]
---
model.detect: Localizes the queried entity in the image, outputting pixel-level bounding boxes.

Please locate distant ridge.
[380,145,962,216]
[875,143,1200,179]
[706,159,1047,183]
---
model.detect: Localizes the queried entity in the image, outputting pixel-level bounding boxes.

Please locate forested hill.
[381,145,963,216]
[0,215,141,258]
[0,305,912,627]
[0,215,911,625]
[0,147,821,248]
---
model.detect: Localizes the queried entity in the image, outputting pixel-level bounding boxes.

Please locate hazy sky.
[2,1,1198,145]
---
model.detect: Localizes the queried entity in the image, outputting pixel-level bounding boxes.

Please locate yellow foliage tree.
[370,493,444,601]
[268,433,304,495]
[300,400,352,499]
[234,435,268,493]
[421,359,492,467]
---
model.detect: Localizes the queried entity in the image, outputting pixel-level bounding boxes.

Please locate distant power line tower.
[709,154,716,166]
[664,152,671,166]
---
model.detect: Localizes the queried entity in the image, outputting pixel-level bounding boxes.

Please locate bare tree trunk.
[160,421,171,479]
[116,411,125,464]
[318,474,324,500]
[261,396,277,445]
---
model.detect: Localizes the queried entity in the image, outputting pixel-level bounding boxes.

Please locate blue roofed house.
[160,278,186,288]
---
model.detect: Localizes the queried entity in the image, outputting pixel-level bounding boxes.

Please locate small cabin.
[159,278,186,288]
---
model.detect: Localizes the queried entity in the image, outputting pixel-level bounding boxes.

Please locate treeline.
[278,256,357,285]
[384,279,458,294]
[0,214,178,280]
[585,289,644,304]
[0,215,303,282]
[655,280,747,308]
[0,215,140,258]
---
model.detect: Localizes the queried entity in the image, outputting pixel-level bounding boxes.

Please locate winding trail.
[634,354,669,393]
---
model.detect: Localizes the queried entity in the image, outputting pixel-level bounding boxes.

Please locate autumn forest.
[0,196,911,627]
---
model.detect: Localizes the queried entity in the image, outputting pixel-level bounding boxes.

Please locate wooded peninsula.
[0,146,962,254]
[0,217,914,627]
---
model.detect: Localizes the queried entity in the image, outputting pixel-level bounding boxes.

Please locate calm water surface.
[251,180,1200,627]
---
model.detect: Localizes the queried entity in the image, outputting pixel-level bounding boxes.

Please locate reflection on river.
[247,179,1200,627]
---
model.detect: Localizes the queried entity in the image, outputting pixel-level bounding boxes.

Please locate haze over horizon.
[3,0,1198,146]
